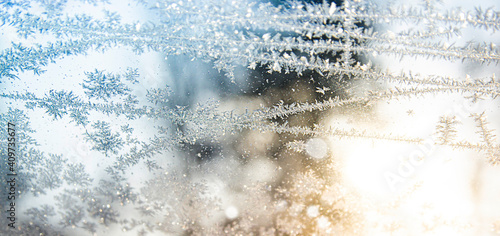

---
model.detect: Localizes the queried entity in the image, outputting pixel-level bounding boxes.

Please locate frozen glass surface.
[0,0,499,235]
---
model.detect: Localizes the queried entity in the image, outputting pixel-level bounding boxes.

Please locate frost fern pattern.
[0,0,499,235]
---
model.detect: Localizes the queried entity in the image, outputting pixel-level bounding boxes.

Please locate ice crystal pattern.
[0,0,499,235]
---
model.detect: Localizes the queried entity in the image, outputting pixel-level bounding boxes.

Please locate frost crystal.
[0,0,499,235]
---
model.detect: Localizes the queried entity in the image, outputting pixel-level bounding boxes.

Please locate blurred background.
[1,0,500,235]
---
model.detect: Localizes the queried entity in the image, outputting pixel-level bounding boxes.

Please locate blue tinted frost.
[0,0,499,235]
